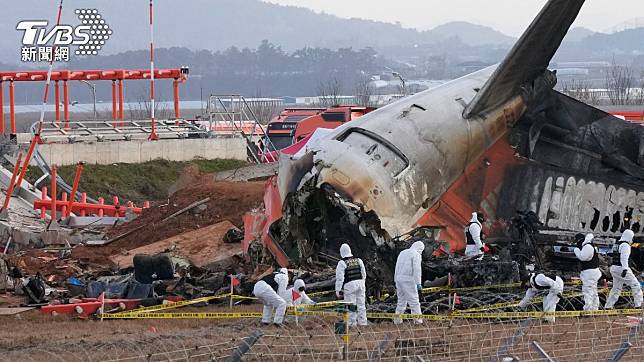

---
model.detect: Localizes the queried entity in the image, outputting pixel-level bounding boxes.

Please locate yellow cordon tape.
[112,294,233,315]
[105,298,339,318]
[420,280,583,294]
[420,282,522,294]
[308,290,336,297]
[454,289,634,314]
[101,281,632,319]
[101,312,265,319]
[100,308,644,320]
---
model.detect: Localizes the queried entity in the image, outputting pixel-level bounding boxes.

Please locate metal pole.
[2,153,23,211]
[14,133,41,191]
[607,341,632,362]
[66,162,84,217]
[63,80,69,128]
[148,0,158,140]
[38,0,63,131]
[54,80,60,122]
[0,80,4,135]
[79,80,96,119]
[225,330,263,362]
[9,81,16,134]
[343,308,349,361]
[368,333,392,362]
[111,80,117,126]
[50,165,57,220]
[173,79,180,121]
[229,275,234,310]
[531,341,555,362]
[118,79,124,125]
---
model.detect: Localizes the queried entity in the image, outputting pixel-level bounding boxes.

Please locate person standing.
[252,267,289,326]
[574,233,601,311]
[335,243,368,327]
[519,272,564,323]
[605,229,643,309]
[465,212,486,257]
[394,241,425,324]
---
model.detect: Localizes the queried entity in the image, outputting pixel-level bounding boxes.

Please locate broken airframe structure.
[246,0,644,288]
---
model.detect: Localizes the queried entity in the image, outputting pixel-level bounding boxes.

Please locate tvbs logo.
[17,9,112,62]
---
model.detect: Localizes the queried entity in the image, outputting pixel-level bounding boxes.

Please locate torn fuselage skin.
[282,66,532,251]
[275,68,562,293]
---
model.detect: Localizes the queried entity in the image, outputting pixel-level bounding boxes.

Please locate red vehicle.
[610,111,644,123]
[260,106,376,162]
[292,106,376,142]
[263,108,325,151]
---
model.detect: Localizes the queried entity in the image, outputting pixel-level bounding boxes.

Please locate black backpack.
[23,273,46,304]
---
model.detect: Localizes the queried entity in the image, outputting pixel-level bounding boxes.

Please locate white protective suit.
[394,241,425,324]
[465,212,485,257]
[574,234,601,311]
[605,230,643,308]
[335,243,368,326]
[252,268,289,324]
[285,279,315,306]
[518,273,564,323]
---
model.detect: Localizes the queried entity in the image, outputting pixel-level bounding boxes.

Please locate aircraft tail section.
[464,0,585,118]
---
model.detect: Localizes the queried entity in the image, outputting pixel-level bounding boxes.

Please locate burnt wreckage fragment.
[269,0,644,291]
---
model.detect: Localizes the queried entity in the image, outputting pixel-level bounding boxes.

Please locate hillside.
[0,0,513,64]
[430,21,514,46]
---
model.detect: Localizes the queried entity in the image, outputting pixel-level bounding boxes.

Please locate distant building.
[553,68,590,76]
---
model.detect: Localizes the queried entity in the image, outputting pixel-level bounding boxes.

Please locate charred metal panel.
[292,66,526,239]
[498,163,644,236]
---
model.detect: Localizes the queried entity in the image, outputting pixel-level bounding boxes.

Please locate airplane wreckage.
[246,0,644,291]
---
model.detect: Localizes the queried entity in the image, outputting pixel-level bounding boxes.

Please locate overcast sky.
[266,0,643,35]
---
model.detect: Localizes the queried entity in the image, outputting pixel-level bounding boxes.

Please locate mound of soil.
[72,167,265,265]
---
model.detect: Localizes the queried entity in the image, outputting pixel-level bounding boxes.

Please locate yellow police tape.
[453,289,634,314]
[308,290,336,297]
[420,280,582,294]
[113,294,233,315]
[100,280,624,319]
[100,308,644,320]
[105,298,339,318]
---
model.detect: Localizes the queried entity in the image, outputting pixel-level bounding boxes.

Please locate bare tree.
[605,58,634,105]
[560,79,601,105]
[316,77,343,107]
[245,91,282,125]
[353,75,381,107]
[127,95,172,120]
[636,78,644,106]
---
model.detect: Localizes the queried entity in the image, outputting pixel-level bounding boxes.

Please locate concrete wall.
[37,138,247,166]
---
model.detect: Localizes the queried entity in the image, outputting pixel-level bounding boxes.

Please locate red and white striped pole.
[38,0,64,132]
[148,0,158,140]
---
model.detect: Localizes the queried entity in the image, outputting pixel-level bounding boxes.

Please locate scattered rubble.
[0,163,265,313]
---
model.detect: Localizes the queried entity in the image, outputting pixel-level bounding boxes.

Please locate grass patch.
[25,158,248,204]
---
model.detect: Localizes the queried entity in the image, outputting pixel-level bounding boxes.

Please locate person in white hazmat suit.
[519,272,564,323]
[252,267,289,325]
[285,279,315,307]
[465,212,486,257]
[335,243,368,326]
[573,233,602,311]
[605,229,643,309]
[394,241,425,324]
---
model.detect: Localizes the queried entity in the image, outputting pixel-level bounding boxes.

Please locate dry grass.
[1,302,643,361]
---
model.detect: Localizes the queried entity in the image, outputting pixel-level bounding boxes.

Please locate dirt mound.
[72,168,265,265]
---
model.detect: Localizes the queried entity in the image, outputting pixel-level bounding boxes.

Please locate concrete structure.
[36,137,247,166]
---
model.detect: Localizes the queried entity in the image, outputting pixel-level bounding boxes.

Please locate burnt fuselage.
[286,66,527,241]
